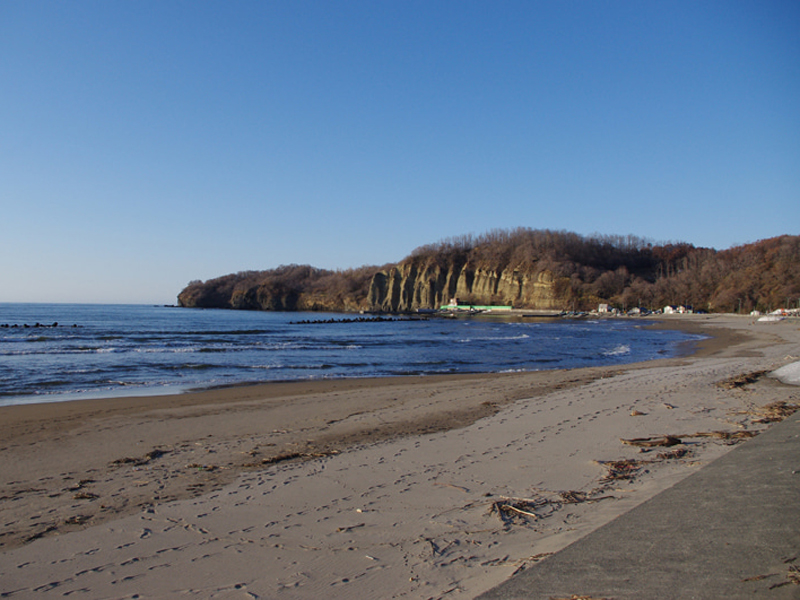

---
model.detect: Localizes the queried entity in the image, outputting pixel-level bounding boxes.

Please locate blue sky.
[1,1,798,304]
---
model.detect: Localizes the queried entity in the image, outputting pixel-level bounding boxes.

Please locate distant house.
[664,305,691,314]
[597,304,619,314]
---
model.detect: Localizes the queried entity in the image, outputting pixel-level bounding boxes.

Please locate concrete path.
[477,411,800,600]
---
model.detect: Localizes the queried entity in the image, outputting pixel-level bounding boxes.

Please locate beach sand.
[1,314,798,598]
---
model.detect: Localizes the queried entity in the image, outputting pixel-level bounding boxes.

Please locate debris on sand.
[656,447,690,460]
[110,448,171,467]
[687,430,758,441]
[717,370,768,389]
[735,400,800,424]
[621,435,682,447]
[251,449,340,467]
[488,490,614,525]
[596,459,645,482]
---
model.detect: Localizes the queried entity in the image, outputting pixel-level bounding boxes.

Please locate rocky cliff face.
[367,259,566,312]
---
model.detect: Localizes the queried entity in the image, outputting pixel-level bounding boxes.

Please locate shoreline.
[2,314,798,598]
[0,311,731,411]
[0,312,712,410]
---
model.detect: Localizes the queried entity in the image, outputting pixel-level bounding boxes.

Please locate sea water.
[0,303,703,406]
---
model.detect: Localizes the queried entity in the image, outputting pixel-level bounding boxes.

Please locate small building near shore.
[597,304,620,315]
[664,305,692,314]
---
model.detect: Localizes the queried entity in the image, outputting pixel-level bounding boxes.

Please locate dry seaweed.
[746,401,799,423]
[64,515,91,525]
[549,595,614,600]
[24,524,58,543]
[559,490,588,504]
[717,370,768,389]
[656,447,690,460]
[186,463,219,472]
[621,435,681,448]
[558,490,615,504]
[768,565,800,589]
[597,459,644,481]
[72,491,99,500]
[742,573,775,582]
[509,552,554,575]
[111,448,171,467]
[687,430,758,441]
[253,449,340,467]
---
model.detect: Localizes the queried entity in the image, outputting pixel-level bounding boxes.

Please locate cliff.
[177,229,800,314]
[178,265,376,312]
[367,261,565,312]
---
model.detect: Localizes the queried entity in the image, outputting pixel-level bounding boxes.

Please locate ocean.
[0,303,703,407]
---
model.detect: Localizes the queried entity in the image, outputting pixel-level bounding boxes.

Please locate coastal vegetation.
[177,229,800,314]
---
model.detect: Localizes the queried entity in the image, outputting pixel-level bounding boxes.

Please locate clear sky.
[1,1,798,304]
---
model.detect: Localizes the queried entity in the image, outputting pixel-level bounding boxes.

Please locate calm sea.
[0,303,702,407]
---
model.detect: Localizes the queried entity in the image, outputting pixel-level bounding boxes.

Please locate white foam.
[603,344,631,356]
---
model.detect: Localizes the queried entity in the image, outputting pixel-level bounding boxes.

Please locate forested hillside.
[177,229,800,314]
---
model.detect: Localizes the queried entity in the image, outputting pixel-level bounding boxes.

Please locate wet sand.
[1,314,798,598]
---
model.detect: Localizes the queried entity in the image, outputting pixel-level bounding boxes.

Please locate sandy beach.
[1,314,798,599]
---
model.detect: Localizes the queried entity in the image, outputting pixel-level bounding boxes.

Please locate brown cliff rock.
[367,259,568,312]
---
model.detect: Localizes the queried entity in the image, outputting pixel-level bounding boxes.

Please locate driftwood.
[497,503,540,519]
[489,497,547,524]
[489,490,614,525]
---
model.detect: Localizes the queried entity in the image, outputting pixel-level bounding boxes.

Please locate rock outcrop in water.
[177,229,800,314]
